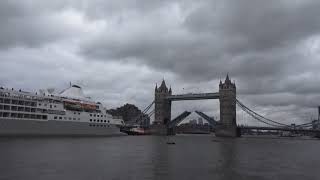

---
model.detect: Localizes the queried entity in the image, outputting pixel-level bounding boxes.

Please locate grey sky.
[1,0,320,125]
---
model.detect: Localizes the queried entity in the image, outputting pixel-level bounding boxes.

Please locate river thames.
[0,135,319,180]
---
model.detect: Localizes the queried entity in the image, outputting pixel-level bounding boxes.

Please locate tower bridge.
[152,75,238,137]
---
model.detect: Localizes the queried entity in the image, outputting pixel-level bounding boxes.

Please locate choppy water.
[0,135,319,180]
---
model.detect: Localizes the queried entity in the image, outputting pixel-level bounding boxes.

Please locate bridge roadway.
[166,92,220,101]
[240,126,320,133]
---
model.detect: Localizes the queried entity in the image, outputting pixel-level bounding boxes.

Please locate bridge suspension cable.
[237,99,316,128]
[296,122,313,126]
[126,101,155,125]
[147,109,155,117]
[142,101,155,114]
[236,99,289,127]
[295,122,313,128]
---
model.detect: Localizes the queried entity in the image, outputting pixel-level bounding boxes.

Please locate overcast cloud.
[1,0,320,125]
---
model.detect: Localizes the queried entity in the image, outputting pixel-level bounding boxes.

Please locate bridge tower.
[154,79,172,125]
[216,75,238,137]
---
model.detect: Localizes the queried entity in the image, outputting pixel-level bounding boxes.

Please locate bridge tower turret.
[217,74,238,137]
[154,79,172,125]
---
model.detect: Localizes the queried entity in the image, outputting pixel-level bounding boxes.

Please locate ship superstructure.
[0,85,124,136]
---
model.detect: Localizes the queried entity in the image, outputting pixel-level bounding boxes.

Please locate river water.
[0,135,319,180]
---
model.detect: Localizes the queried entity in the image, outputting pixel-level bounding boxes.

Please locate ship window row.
[0,112,47,120]
[44,99,61,103]
[0,105,53,113]
[53,116,80,121]
[1,106,65,115]
[0,105,36,112]
[0,92,40,101]
[0,98,37,106]
[89,124,110,128]
[89,119,110,123]
[0,94,39,101]
[39,103,58,108]
[89,114,107,118]
[49,105,57,108]
[82,109,101,113]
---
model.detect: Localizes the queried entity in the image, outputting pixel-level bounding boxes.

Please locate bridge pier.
[148,124,168,135]
[215,125,241,137]
[148,125,176,136]
[167,127,176,136]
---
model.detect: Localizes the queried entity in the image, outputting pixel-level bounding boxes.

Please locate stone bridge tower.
[217,75,238,137]
[154,80,172,125]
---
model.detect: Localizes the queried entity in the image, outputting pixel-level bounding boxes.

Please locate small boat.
[120,126,151,135]
[166,136,176,145]
[212,139,220,142]
[166,141,176,145]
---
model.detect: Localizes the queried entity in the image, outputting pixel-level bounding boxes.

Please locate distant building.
[198,117,203,125]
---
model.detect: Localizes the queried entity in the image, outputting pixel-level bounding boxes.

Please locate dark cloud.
[73,0,176,19]
[185,1,320,50]
[0,1,90,49]
[79,0,320,95]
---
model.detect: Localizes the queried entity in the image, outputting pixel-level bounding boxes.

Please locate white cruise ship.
[0,85,125,136]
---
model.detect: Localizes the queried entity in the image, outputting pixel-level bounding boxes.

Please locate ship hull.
[0,119,125,137]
